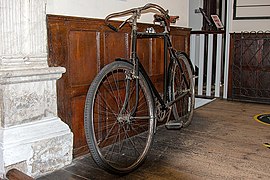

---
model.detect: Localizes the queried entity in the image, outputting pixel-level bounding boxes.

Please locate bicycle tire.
[168,53,195,127]
[84,61,155,174]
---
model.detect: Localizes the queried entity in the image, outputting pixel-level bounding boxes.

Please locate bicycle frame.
[121,29,191,112]
[84,4,196,174]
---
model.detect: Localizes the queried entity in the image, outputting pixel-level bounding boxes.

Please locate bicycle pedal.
[165,120,183,130]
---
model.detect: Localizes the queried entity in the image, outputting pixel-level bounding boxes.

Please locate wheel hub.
[117,114,131,124]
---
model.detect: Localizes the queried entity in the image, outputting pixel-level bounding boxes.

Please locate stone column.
[0,0,73,178]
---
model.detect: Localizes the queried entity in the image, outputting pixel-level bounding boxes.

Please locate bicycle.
[84,3,195,174]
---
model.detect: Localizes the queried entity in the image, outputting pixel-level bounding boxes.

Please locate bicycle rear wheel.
[84,61,154,174]
[168,53,195,127]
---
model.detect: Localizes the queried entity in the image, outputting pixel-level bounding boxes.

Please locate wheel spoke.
[103,73,121,111]
[121,124,141,156]
[97,90,118,117]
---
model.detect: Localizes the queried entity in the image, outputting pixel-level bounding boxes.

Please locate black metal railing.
[190,30,226,98]
[230,31,270,103]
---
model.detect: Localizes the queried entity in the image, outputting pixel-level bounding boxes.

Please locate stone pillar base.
[0,67,73,178]
[0,117,73,178]
[1,0,73,178]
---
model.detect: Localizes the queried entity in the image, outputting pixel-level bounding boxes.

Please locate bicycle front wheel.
[168,53,195,127]
[84,61,154,174]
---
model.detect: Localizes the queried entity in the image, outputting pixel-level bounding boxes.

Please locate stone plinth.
[0,0,73,178]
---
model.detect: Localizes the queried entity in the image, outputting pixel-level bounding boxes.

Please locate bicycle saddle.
[169,16,180,23]
[153,13,179,32]
[153,14,179,24]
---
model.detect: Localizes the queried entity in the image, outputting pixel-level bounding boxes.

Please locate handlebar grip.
[107,24,118,32]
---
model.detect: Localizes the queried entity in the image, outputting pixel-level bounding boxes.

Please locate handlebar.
[105,3,170,32]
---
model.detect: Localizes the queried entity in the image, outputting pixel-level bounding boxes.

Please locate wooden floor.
[37,99,270,180]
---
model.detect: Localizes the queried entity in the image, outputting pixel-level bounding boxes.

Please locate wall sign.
[233,0,270,19]
[211,15,224,29]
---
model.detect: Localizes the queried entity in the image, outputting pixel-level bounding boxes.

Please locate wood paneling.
[6,169,34,180]
[71,95,88,156]
[47,15,191,157]
[69,31,98,86]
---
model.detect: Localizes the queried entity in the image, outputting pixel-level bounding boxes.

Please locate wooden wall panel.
[104,32,129,65]
[47,15,191,157]
[152,38,165,75]
[137,38,151,74]
[69,31,98,86]
[71,95,88,156]
[172,35,189,52]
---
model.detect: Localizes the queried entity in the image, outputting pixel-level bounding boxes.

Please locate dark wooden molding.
[6,169,33,180]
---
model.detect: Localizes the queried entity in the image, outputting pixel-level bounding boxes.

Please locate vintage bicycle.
[84,3,195,174]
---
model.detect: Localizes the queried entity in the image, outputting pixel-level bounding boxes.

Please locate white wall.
[232,19,270,32]
[188,0,203,30]
[187,0,270,33]
[46,0,189,27]
[229,0,270,32]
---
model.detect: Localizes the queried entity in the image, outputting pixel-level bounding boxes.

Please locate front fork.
[119,58,140,117]
[120,68,139,116]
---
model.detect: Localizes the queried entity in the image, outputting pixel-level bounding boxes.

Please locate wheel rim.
[89,63,154,172]
[171,57,194,126]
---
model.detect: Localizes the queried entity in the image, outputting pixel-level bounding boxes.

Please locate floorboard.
[37,99,270,180]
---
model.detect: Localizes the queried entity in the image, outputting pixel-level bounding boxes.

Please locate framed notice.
[234,0,270,19]
[211,15,224,29]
